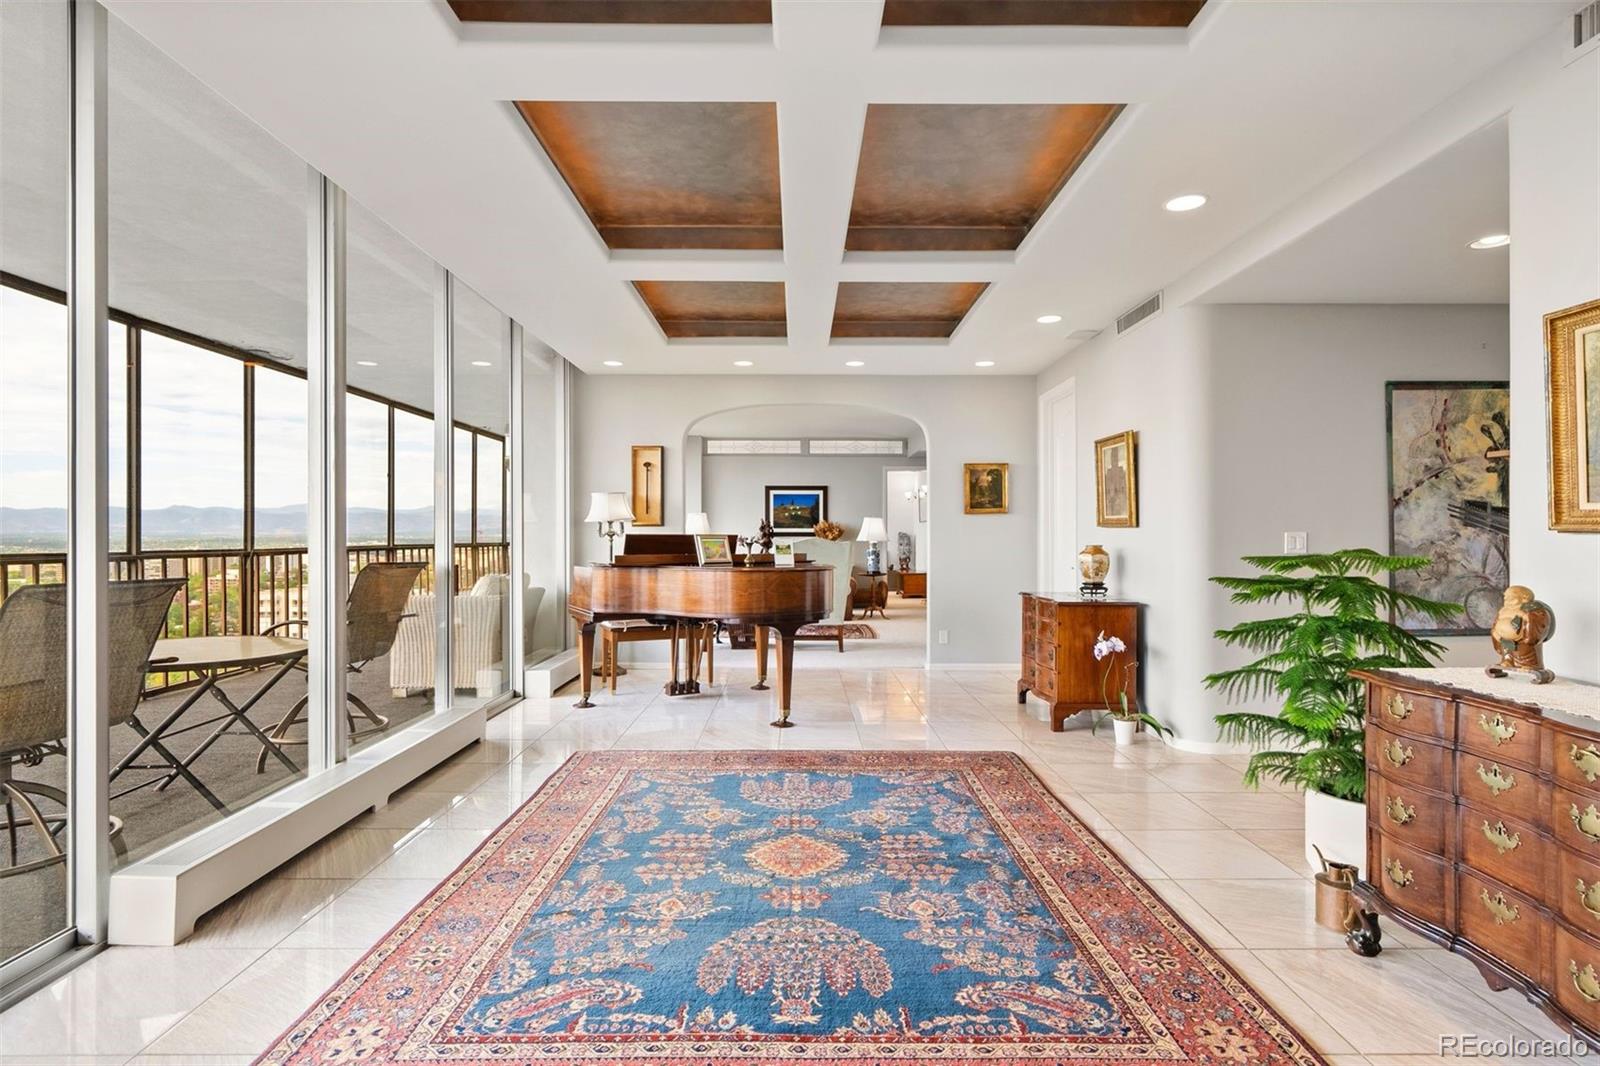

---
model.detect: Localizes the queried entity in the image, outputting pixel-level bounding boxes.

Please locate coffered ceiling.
[102,0,1561,375]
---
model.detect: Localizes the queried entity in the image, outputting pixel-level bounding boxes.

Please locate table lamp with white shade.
[585,491,634,562]
[685,512,711,535]
[857,516,888,573]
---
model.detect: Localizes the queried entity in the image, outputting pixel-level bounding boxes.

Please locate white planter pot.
[1111,718,1137,746]
[1304,789,1366,878]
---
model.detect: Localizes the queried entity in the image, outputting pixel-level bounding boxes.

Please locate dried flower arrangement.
[813,520,844,541]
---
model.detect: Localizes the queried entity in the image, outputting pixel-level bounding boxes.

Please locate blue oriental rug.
[258,750,1325,1064]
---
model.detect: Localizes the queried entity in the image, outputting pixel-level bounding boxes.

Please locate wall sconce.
[903,484,929,522]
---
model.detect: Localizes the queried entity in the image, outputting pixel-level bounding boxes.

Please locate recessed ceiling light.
[603,360,623,367]
[975,360,995,367]
[1036,314,1062,325]
[1164,193,1208,213]
[470,360,492,367]
[1469,234,1510,250]
[844,361,865,368]
[733,360,753,367]
[355,360,378,367]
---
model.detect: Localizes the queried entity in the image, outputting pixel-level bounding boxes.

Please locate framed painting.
[963,462,1009,514]
[765,485,827,535]
[631,445,664,527]
[1387,381,1509,635]
[1547,297,1600,532]
[1094,432,1137,527]
[694,533,733,565]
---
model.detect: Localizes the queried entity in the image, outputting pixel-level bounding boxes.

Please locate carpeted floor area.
[258,749,1328,1065]
[1,651,435,961]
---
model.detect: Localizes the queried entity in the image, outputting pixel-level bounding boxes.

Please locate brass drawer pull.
[1475,762,1516,796]
[1383,859,1413,889]
[1578,879,1600,921]
[1478,713,1517,745]
[1479,889,1520,925]
[1572,803,1600,843]
[1482,820,1521,855]
[1383,739,1414,768]
[1386,796,1416,826]
[1384,692,1413,721]
[1572,961,1600,1003]
[1572,743,1600,784]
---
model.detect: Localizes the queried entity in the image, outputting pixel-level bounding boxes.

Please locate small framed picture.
[772,542,795,568]
[963,462,1009,514]
[694,533,733,565]
[1094,431,1138,527]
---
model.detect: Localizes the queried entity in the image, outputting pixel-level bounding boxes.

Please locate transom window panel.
[808,439,906,456]
[705,439,804,455]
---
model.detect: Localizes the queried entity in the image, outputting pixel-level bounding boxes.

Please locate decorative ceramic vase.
[1079,545,1110,583]
[1111,718,1137,746]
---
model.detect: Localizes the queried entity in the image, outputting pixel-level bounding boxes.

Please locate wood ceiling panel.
[881,1,1203,27]
[449,1,771,24]
[847,103,1121,251]
[831,281,987,338]
[634,280,787,337]
[516,101,782,249]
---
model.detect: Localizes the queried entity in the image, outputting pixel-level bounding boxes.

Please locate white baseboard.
[1162,734,1256,756]
[108,705,486,946]
[524,649,581,698]
[928,662,1018,670]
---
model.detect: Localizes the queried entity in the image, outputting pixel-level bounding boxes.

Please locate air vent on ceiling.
[1115,292,1162,336]
[1574,1,1600,56]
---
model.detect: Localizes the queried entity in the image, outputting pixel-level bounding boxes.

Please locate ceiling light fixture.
[733,360,754,367]
[355,360,378,367]
[470,360,492,367]
[603,360,623,367]
[845,360,865,368]
[1036,314,1062,325]
[1164,193,1208,213]
[975,360,995,368]
[1469,234,1510,250]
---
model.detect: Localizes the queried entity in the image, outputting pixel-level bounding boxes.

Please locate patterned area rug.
[257,751,1325,1065]
[796,622,878,639]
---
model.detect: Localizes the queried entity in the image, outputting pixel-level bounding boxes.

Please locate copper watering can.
[1312,846,1361,933]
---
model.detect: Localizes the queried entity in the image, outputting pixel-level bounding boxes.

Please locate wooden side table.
[899,571,927,598]
[1017,593,1142,731]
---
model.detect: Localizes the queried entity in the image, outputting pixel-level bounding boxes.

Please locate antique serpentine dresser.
[1350,667,1600,1043]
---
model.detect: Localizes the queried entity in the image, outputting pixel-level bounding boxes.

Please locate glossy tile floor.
[0,664,1586,1065]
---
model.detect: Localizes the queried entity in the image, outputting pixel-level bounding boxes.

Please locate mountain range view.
[0,505,498,552]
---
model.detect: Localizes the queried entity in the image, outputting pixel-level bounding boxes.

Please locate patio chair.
[255,562,425,771]
[0,578,184,878]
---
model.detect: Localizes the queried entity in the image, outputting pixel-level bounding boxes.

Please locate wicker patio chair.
[0,578,184,877]
[255,562,425,771]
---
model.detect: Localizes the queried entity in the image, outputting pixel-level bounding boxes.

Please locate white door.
[1038,381,1076,590]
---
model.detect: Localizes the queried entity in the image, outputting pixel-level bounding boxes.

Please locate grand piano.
[568,536,832,726]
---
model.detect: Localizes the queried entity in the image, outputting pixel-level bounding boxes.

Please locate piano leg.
[574,623,597,708]
[752,625,770,691]
[769,627,798,728]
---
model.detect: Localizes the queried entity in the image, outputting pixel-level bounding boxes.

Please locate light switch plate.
[937,629,950,645]
[1284,532,1308,554]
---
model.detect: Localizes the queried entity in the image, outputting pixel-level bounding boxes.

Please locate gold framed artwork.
[630,445,664,527]
[1547,297,1600,532]
[963,462,1009,514]
[1094,431,1138,527]
[694,533,733,565]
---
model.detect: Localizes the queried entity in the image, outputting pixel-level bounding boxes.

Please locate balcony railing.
[0,542,509,690]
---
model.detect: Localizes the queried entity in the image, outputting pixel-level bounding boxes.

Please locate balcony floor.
[2,650,439,961]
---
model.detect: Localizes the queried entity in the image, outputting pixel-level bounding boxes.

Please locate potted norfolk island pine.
[1203,549,1456,875]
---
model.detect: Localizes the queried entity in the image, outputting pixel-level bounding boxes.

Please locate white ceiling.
[89,2,1568,375]
[1199,119,1511,305]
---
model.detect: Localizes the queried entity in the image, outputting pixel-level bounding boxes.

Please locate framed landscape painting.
[1387,381,1509,634]
[1547,297,1600,532]
[766,485,827,534]
[963,462,1009,514]
[1094,431,1137,527]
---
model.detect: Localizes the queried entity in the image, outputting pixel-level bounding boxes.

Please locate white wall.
[885,468,929,572]
[699,450,922,569]
[571,375,1036,664]
[1037,303,1510,745]
[1507,37,1600,684]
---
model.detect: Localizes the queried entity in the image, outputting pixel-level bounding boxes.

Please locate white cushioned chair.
[791,537,853,651]
[389,573,544,697]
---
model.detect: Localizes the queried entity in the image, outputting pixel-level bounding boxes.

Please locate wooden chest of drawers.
[1016,593,1141,731]
[1353,669,1600,1044]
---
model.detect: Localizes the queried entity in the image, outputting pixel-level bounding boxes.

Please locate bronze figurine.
[1486,585,1557,684]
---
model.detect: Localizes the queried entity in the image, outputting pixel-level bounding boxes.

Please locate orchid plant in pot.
[1092,631,1170,745]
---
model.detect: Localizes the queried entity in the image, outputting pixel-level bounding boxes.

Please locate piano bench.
[598,620,715,693]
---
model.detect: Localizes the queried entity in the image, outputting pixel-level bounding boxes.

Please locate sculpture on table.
[897,532,913,573]
[757,519,775,553]
[1485,585,1557,684]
